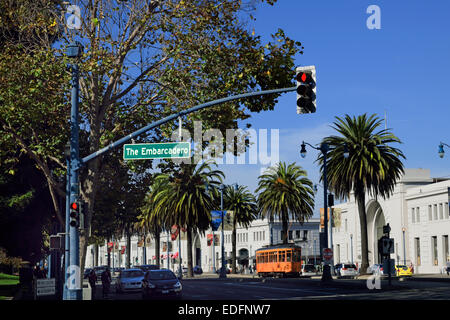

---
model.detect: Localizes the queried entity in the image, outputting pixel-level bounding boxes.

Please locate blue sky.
[215,0,450,217]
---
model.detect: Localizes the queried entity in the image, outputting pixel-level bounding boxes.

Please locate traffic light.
[296,65,316,114]
[225,211,231,225]
[69,201,79,228]
[328,193,334,207]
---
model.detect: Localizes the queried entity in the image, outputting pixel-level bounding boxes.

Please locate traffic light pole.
[68,61,82,300]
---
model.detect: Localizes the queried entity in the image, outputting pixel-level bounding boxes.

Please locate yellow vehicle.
[395,265,412,276]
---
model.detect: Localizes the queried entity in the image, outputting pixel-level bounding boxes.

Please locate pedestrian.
[249,265,253,274]
[88,269,97,300]
[101,267,112,299]
[409,262,414,274]
[446,261,450,276]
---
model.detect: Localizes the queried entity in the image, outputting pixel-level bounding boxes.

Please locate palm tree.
[256,162,315,244]
[151,161,224,277]
[318,113,405,274]
[223,185,258,274]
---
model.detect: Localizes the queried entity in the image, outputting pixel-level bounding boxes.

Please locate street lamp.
[300,141,349,282]
[438,142,450,158]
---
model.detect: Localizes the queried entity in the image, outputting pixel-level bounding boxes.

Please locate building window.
[412,208,415,223]
[416,207,420,223]
[432,236,438,266]
[445,203,449,219]
[415,238,421,266]
[434,204,438,220]
[439,203,444,220]
[443,235,449,263]
[288,230,293,241]
[262,231,265,241]
[303,230,308,240]
[295,230,301,239]
[429,205,432,221]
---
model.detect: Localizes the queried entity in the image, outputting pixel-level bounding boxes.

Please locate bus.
[255,244,302,278]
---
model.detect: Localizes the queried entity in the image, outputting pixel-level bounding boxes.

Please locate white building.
[332,168,450,274]
[85,218,321,273]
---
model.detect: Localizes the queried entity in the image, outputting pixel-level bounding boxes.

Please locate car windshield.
[121,270,144,278]
[304,265,315,271]
[147,271,177,280]
[397,265,408,270]
[344,264,356,269]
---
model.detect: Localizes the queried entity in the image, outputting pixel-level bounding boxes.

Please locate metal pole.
[167,232,170,270]
[68,62,81,300]
[220,185,226,278]
[321,144,332,282]
[402,228,406,265]
[63,159,70,300]
[178,227,182,279]
[212,231,216,273]
[350,234,354,264]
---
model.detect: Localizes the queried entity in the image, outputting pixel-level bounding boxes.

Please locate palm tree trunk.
[154,230,161,268]
[232,220,237,274]
[187,227,193,277]
[356,192,369,274]
[282,212,289,244]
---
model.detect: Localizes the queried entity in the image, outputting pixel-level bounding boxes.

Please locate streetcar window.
[278,251,284,262]
[294,250,301,262]
[286,251,292,262]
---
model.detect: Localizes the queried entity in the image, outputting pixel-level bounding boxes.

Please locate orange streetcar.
[255,244,302,278]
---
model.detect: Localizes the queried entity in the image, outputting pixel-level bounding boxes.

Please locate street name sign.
[123,142,191,160]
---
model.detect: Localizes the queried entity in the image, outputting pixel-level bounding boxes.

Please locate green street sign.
[123,142,191,160]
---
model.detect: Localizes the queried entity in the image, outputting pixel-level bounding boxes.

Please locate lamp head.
[300,142,307,158]
[439,143,445,158]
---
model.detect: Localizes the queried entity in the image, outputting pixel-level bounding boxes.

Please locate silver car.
[116,268,145,293]
[300,264,317,277]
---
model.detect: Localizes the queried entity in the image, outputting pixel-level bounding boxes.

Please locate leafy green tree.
[2,0,303,271]
[257,162,315,244]
[317,114,405,274]
[223,185,258,274]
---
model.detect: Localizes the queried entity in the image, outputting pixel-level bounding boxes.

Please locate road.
[89,274,450,301]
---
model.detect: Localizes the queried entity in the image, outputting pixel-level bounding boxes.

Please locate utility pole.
[66,42,83,300]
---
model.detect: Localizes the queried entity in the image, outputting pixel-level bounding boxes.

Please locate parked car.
[300,264,317,277]
[193,266,203,274]
[137,265,160,272]
[395,265,412,277]
[335,263,358,278]
[333,264,343,276]
[182,267,188,275]
[113,267,124,274]
[142,269,182,299]
[116,268,145,293]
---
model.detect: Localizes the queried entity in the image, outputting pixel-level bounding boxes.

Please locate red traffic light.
[70,202,78,210]
[296,72,314,84]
